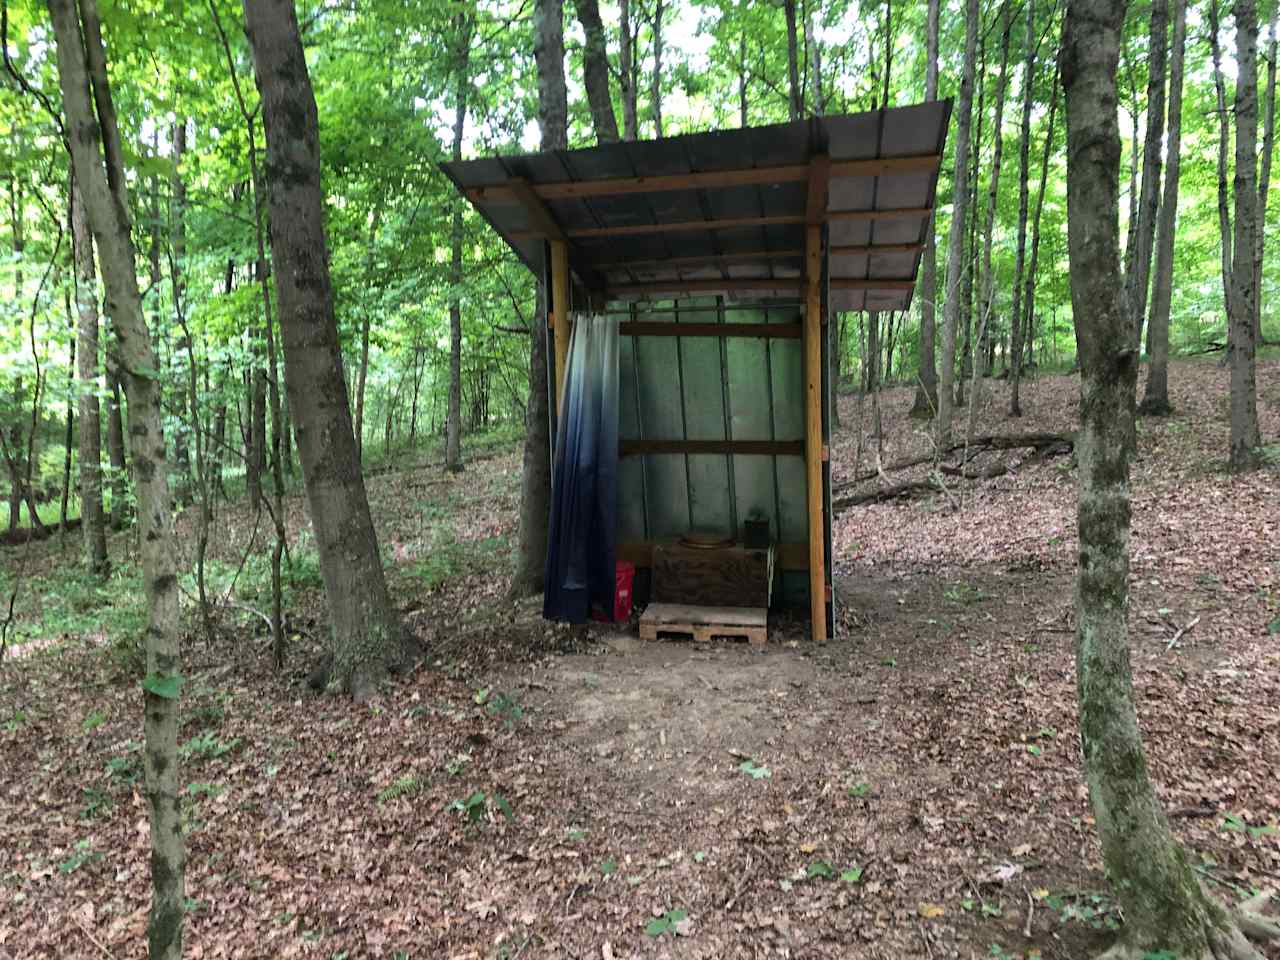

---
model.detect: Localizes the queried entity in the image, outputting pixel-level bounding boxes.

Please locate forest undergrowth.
[0,359,1277,959]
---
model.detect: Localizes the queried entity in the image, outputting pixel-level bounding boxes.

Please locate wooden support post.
[804,224,827,643]
[551,239,570,417]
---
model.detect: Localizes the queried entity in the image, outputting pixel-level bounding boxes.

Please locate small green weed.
[1042,890,1122,931]
[848,781,872,798]
[106,743,142,784]
[179,731,242,763]
[59,838,102,874]
[377,774,425,805]
[82,709,107,733]
[449,790,513,825]
[485,691,524,728]
[944,582,990,604]
[737,759,771,780]
[79,787,114,820]
[1222,813,1278,839]
[644,908,689,937]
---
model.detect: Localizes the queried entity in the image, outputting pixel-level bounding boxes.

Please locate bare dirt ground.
[1,359,1279,959]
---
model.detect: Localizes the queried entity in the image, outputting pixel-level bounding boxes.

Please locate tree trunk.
[1211,0,1234,320]
[1228,0,1263,473]
[806,15,823,115]
[71,174,109,574]
[60,312,75,535]
[1254,16,1277,343]
[47,0,184,954]
[619,0,638,139]
[1128,0,1169,350]
[106,372,126,526]
[737,0,748,127]
[939,0,979,444]
[784,0,801,120]
[7,178,23,534]
[1139,0,1186,417]
[354,208,380,463]
[1008,0,1037,416]
[910,0,941,417]
[244,0,412,696]
[831,316,843,428]
[1063,0,1278,955]
[651,0,665,136]
[958,25,987,409]
[1021,80,1059,390]
[977,3,1014,388]
[445,12,471,474]
[511,0,567,599]
[574,0,619,142]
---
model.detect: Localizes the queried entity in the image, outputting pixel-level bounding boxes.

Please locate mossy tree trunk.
[1227,0,1262,473]
[511,0,568,599]
[938,0,978,444]
[70,176,109,575]
[47,0,185,954]
[910,0,940,418]
[244,0,410,698]
[1139,0,1186,417]
[1063,0,1275,955]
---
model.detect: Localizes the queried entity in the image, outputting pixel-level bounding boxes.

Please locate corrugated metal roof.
[441,101,952,313]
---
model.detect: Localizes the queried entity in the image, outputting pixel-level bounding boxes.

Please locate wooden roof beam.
[807,154,831,225]
[510,207,930,241]
[591,248,804,270]
[508,177,565,241]
[829,278,916,291]
[464,154,943,203]
[607,278,804,297]
[829,242,924,256]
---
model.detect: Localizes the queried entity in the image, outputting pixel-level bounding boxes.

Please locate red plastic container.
[593,560,636,623]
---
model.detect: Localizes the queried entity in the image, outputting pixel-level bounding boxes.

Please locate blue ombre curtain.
[543,314,620,623]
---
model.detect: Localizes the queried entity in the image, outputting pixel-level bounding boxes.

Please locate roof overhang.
[441,101,953,314]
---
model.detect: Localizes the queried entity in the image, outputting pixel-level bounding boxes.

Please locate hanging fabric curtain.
[543,314,620,623]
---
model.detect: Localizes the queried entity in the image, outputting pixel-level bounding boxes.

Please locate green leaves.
[644,908,689,937]
[737,759,771,780]
[142,673,183,700]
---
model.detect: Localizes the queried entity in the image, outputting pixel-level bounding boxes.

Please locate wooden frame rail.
[465,154,942,203]
[618,321,801,338]
[620,439,803,457]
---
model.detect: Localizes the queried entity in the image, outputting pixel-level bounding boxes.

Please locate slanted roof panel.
[439,102,951,312]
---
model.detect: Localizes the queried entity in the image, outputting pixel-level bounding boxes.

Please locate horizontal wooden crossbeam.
[509,207,930,242]
[618,321,802,338]
[608,277,803,296]
[593,248,805,270]
[620,439,804,457]
[619,540,809,570]
[829,242,924,256]
[829,278,916,291]
[465,154,942,203]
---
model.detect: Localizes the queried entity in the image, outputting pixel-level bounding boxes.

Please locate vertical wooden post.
[551,239,570,417]
[804,224,827,642]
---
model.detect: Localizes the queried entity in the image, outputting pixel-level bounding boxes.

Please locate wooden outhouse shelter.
[443,102,951,641]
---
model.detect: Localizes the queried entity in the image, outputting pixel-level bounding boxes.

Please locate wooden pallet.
[639,603,768,646]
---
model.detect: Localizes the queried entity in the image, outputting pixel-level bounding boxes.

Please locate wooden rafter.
[829,242,924,256]
[607,278,804,296]
[508,177,565,241]
[464,154,943,203]
[829,278,916,291]
[618,321,802,338]
[511,207,929,242]
[593,248,804,270]
[807,154,831,225]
